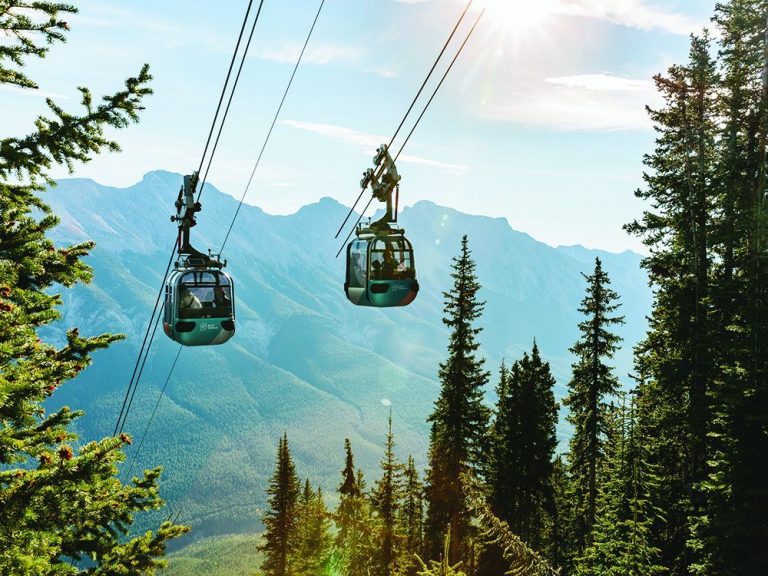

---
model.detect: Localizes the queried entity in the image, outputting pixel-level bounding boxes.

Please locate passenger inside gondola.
[381,248,398,278]
[180,288,202,310]
[213,285,231,308]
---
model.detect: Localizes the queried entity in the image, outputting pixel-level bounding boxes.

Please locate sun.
[472,0,560,37]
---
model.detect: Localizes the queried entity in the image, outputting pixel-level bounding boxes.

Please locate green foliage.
[415,527,466,576]
[563,257,624,552]
[0,2,186,573]
[0,1,75,89]
[624,30,718,575]
[259,433,300,576]
[371,412,406,576]
[425,235,490,562]
[626,3,768,573]
[462,473,559,576]
[396,455,424,576]
[544,456,576,573]
[334,439,381,576]
[575,396,664,576]
[290,482,334,576]
[159,534,264,576]
[485,344,559,559]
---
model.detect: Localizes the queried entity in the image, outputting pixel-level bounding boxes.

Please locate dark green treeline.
[626,1,768,574]
[258,2,768,572]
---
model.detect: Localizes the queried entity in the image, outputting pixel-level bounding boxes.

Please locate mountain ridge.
[43,170,651,538]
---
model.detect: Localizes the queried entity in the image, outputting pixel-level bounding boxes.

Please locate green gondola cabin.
[163,268,235,346]
[345,232,418,307]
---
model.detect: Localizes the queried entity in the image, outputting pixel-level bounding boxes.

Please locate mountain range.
[43,170,651,538]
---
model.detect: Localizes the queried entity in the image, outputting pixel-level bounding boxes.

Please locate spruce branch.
[461,473,559,576]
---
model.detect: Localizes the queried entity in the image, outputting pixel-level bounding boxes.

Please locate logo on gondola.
[199,323,218,332]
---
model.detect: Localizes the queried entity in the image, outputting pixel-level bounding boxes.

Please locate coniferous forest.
[257,2,768,574]
[1,1,768,575]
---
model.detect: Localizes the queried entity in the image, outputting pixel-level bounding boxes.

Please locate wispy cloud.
[257,43,363,65]
[546,73,651,92]
[374,66,399,79]
[72,4,231,52]
[394,0,703,35]
[479,73,660,131]
[284,120,384,148]
[558,0,705,36]
[0,85,71,99]
[284,120,468,172]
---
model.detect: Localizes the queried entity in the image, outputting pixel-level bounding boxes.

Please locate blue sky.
[3,0,718,252]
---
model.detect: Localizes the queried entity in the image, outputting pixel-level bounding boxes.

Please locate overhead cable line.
[121,0,325,485]
[393,9,484,165]
[196,0,267,203]
[334,7,485,257]
[126,346,183,478]
[334,0,475,239]
[220,0,326,254]
[114,0,261,437]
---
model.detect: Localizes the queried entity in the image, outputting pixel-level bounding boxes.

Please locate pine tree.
[546,455,576,573]
[371,411,405,576]
[397,455,424,576]
[291,480,333,576]
[259,433,300,576]
[482,343,558,574]
[0,3,187,574]
[425,235,491,563]
[563,257,625,551]
[624,11,768,572]
[335,439,380,576]
[624,31,718,575]
[575,396,664,576]
[415,528,467,576]
[463,472,559,576]
[691,3,768,574]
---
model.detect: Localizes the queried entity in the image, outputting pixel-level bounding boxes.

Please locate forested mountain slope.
[44,170,650,536]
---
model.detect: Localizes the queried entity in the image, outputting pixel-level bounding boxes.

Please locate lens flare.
[473,0,560,38]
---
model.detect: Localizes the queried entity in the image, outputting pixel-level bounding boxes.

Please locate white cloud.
[546,73,651,92]
[397,153,468,172]
[557,0,705,36]
[284,120,469,172]
[480,73,661,131]
[374,66,399,79]
[284,120,385,148]
[71,4,231,52]
[257,43,363,65]
[0,85,71,99]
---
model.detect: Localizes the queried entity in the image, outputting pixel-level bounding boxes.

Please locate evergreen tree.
[415,528,467,576]
[259,433,300,576]
[625,31,718,576]
[425,235,490,563]
[625,10,768,572]
[335,439,380,576]
[563,257,625,551]
[291,480,333,576]
[482,343,558,576]
[371,412,405,576]
[691,3,768,574]
[575,396,664,576]
[463,472,559,576]
[0,3,187,573]
[545,455,577,574]
[398,455,424,576]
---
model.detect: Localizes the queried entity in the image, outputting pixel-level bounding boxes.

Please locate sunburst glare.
[472,0,560,39]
